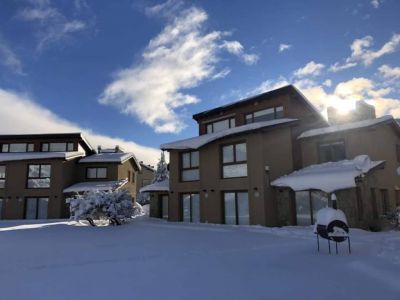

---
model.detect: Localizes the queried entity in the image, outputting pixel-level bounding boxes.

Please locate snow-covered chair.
[314,207,351,254]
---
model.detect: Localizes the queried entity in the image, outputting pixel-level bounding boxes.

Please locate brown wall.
[167,125,295,226]
[118,160,138,200]
[135,167,155,196]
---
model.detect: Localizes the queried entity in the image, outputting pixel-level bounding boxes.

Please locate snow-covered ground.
[0,217,399,300]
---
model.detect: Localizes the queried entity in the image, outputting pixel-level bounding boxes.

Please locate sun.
[332,101,355,115]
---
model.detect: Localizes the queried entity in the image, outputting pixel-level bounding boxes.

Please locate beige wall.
[135,167,155,196]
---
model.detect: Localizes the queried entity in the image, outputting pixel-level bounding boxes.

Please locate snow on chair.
[314,204,351,254]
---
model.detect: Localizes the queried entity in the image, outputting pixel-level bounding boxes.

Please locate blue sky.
[0,0,399,164]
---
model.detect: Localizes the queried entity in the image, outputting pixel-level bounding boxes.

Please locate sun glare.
[333,101,355,115]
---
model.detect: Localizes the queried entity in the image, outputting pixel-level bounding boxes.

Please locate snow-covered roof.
[0,151,85,162]
[298,115,394,139]
[63,179,128,193]
[79,152,141,169]
[139,179,169,193]
[161,118,298,150]
[271,155,385,193]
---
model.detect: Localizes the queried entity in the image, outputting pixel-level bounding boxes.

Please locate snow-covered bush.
[66,189,133,225]
[137,191,150,205]
[132,202,144,217]
[383,206,400,230]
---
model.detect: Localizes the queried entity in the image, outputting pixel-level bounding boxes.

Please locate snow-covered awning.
[161,118,298,150]
[139,179,169,193]
[79,152,141,170]
[271,155,385,193]
[298,115,394,139]
[0,151,85,162]
[63,179,128,193]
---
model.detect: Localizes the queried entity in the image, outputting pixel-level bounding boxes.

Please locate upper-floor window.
[0,166,5,188]
[1,143,34,153]
[319,140,345,163]
[222,142,247,178]
[245,106,284,124]
[27,164,51,188]
[206,118,235,134]
[181,151,199,181]
[86,167,107,179]
[41,142,75,152]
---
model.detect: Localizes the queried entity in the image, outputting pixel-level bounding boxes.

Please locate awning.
[271,155,384,193]
[139,179,169,193]
[63,179,128,193]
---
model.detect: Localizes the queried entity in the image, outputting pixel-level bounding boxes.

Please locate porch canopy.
[271,155,384,193]
[139,179,169,193]
[63,179,128,194]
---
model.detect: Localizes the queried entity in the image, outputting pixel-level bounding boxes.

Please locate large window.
[25,197,48,219]
[295,191,328,225]
[41,142,75,152]
[161,195,169,219]
[224,192,249,225]
[27,164,51,188]
[181,151,199,181]
[222,142,247,178]
[206,118,235,134]
[245,106,284,124]
[86,167,107,179]
[182,193,200,223]
[318,140,345,163]
[0,198,3,219]
[0,166,5,189]
[1,143,34,153]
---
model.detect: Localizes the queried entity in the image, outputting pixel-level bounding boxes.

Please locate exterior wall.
[300,123,400,229]
[135,166,155,196]
[0,158,79,219]
[117,160,138,200]
[168,126,294,226]
[149,192,168,218]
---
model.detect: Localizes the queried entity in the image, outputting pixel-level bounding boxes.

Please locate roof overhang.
[63,179,128,194]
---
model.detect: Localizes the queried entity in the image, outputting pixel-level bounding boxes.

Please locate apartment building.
[0,133,141,220]
[155,85,400,230]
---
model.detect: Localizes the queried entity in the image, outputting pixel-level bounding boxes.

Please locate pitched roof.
[271,155,385,193]
[79,152,141,170]
[139,179,169,193]
[0,151,85,162]
[63,179,128,193]
[161,118,298,150]
[298,115,395,139]
[192,85,326,125]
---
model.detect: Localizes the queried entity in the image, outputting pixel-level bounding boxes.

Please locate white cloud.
[371,0,381,8]
[0,36,24,75]
[330,33,400,71]
[278,43,291,52]
[0,88,160,165]
[100,3,259,134]
[323,79,332,87]
[16,0,90,50]
[379,64,400,80]
[293,61,325,77]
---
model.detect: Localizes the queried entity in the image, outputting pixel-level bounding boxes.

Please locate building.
[135,162,155,197]
[154,85,400,230]
[0,133,141,220]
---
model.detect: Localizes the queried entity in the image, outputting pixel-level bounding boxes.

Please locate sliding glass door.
[295,191,328,225]
[223,192,249,225]
[182,193,200,223]
[161,195,169,219]
[25,197,48,219]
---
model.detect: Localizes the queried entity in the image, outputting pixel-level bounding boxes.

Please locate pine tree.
[152,151,169,183]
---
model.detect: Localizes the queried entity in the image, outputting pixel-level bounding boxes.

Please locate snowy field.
[0,216,399,300]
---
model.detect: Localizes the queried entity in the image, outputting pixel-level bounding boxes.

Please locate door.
[223,192,249,225]
[161,195,168,219]
[37,198,48,219]
[0,198,3,219]
[25,198,38,219]
[295,191,311,225]
[182,193,200,223]
[25,197,48,219]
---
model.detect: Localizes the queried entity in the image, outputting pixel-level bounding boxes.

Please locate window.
[25,197,48,219]
[86,167,107,179]
[245,106,284,124]
[1,143,34,153]
[161,195,169,219]
[182,193,200,222]
[27,164,51,188]
[128,171,131,182]
[0,198,3,219]
[223,192,249,225]
[0,166,5,189]
[318,140,345,163]
[295,191,328,225]
[381,189,389,213]
[181,151,199,181]
[41,142,75,152]
[222,142,247,178]
[206,118,235,134]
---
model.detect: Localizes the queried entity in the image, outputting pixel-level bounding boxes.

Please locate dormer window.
[206,117,235,134]
[1,143,34,153]
[245,106,284,124]
[41,142,75,152]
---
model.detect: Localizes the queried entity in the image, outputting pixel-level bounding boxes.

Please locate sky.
[0,0,399,164]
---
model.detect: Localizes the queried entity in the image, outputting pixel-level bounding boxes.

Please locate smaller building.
[135,162,155,197]
[139,180,169,219]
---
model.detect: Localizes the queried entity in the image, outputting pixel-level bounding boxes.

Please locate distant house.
[136,162,155,197]
[0,133,142,220]
[154,85,400,230]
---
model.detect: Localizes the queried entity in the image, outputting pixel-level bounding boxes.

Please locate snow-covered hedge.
[66,189,133,225]
[383,206,400,230]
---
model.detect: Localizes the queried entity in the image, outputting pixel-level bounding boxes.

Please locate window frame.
[221,141,247,179]
[205,117,235,134]
[244,105,284,124]
[317,139,346,163]
[180,193,200,222]
[180,151,200,182]
[222,190,249,225]
[24,197,49,219]
[27,164,51,189]
[41,142,76,152]
[1,143,35,153]
[86,167,108,179]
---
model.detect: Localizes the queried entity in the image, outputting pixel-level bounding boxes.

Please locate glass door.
[182,193,200,223]
[25,198,38,219]
[37,198,48,219]
[224,192,249,225]
[161,195,168,219]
